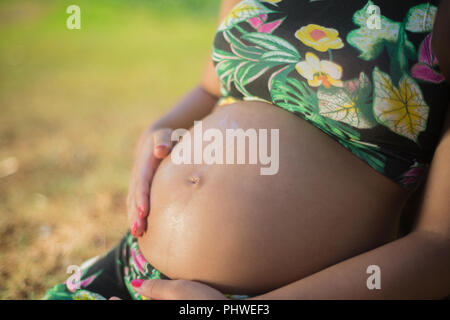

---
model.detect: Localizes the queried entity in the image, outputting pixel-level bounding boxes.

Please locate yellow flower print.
[262,0,282,3]
[72,290,106,300]
[244,96,273,104]
[295,24,344,52]
[217,96,239,107]
[295,52,344,88]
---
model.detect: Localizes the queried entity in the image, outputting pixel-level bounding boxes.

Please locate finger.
[128,199,141,238]
[126,169,138,228]
[153,128,173,159]
[134,163,154,225]
[135,148,164,223]
[127,167,146,236]
[132,279,179,300]
[128,168,147,236]
[132,136,157,235]
[133,212,147,238]
[131,128,172,236]
[127,129,156,236]
[109,296,122,300]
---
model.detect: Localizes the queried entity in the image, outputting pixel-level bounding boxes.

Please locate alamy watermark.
[367,4,382,30]
[66,5,81,30]
[66,265,82,290]
[170,121,280,176]
[366,265,381,290]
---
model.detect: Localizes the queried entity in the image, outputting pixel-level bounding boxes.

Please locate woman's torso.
[138,102,408,295]
[138,0,448,295]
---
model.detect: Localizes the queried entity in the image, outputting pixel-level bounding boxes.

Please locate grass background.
[0,0,219,299]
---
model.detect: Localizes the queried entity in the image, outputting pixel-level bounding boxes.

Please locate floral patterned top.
[212,0,449,191]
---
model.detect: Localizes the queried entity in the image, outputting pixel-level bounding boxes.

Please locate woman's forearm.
[251,230,450,299]
[150,84,219,132]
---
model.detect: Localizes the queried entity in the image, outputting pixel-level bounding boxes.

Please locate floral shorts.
[43,232,251,300]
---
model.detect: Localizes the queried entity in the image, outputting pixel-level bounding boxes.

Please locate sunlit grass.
[0,0,219,299]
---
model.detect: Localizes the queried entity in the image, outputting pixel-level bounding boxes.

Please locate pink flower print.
[65,270,82,293]
[411,34,445,84]
[400,163,427,186]
[131,246,148,274]
[79,274,99,288]
[65,269,101,293]
[247,14,283,34]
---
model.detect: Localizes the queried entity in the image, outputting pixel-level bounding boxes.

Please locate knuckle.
[145,279,158,297]
[173,279,189,291]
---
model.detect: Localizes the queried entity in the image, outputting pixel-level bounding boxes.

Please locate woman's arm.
[150,0,242,131]
[127,0,242,236]
[148,0,242,132]
[126,68,219,236]
[249,0,450,300]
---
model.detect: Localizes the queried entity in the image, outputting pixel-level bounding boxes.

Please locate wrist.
[198,84,221,101]
[148,84,219,133]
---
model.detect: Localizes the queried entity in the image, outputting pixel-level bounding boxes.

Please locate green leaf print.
[271,77,365,141]
[241,32,300,59]
[72,290,107,300]
[271,77,318,117]
[405,3,438,33]
[338,139,386,173]
[271,76,386,172]
[389,23,410,85]
[42,284,107,300]
[347,0,416,61]
[317,72,377,129]
[260,50,299,64]
[213,29,301,97]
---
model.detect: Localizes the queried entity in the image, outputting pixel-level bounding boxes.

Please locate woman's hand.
[110,279,229,300]
[127,127,173,237]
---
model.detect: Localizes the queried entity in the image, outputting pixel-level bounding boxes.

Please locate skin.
[125,0,450,299]
[138,101,408,294]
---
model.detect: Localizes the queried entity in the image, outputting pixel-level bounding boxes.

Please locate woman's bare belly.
[138,101,409,295]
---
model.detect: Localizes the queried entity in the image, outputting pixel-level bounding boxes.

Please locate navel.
[188,175,201,186]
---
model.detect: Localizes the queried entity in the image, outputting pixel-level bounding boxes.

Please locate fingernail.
[131,279,144,288]
[155,144,168,150]
[131,221,138,238]
[138,206,144,219]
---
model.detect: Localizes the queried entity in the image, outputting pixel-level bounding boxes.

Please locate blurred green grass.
[0,0,219,299]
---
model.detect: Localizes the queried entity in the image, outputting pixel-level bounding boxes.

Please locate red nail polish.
[131,221,138,238]
[138,206,144,219]
[155,144,168,150]
[131,279,144,288]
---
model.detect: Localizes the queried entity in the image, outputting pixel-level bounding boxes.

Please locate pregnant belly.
[138,101,409,295]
